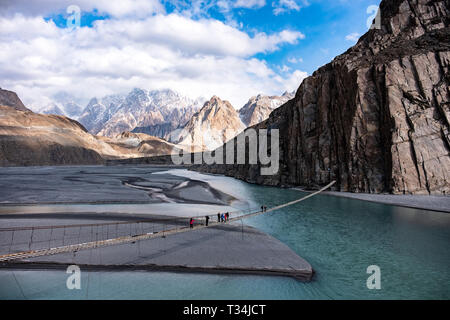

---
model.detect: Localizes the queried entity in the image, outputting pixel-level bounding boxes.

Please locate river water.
[0,169,449,299]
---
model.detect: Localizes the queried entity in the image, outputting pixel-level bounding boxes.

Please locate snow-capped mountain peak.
[169,95,246,152]
[238,91,295,127]
[32,91,84,119]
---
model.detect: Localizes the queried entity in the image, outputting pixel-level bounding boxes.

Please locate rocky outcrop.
[239,91,294,127]
[103,131,180,156]
[169,96,246,151]
[0,88,30,112]
[194,0,450,195]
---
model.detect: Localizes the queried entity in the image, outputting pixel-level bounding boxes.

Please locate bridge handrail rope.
[0,207,260,232]
[0,181,335,263]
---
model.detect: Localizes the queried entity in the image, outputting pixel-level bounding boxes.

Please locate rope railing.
[0,206,259,233]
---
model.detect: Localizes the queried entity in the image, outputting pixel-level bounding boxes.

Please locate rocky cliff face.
[169,96,246,152]
[239,91,295,127]
[195,0,450,195]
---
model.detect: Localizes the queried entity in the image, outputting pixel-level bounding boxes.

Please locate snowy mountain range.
[80,89,204,139]
[29,88,294,151]
[78,94,126,134]
[33,92,84,119]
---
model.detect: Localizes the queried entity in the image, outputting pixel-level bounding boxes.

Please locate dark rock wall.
[194,0,450,195]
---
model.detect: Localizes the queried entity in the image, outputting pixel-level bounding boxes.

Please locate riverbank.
[292,189,450,213]
[0,165,237,208]
[187,167,450,213]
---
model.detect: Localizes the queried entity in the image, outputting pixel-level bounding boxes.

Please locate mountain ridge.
[169,95,246,152]
[40,87,294,151]
[0,88,31,112]
[238,91,295,127]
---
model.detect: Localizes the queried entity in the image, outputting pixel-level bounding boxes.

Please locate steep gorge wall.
[194,0,450,195]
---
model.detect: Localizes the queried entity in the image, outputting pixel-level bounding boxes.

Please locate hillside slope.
[0,89,179,166]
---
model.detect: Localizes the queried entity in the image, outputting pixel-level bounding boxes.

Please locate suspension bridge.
[0,181,335,263]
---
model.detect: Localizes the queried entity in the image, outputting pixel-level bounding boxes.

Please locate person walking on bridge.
[205,216,209,226]
[217,213,220,223]
[190,218,194,229]
[221,213,225,222]
[225,212,229,222]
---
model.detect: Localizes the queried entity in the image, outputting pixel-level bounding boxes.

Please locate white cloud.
[279,65,291,73]
[234,0,266,9]
[273,0,308,15]
[0,13,307,109]
[0,0,165,18]
[161,0,265,18]
[288,57,303,64]
[345,32,360,42]
[274,70,308,92]
[88,14,304,57]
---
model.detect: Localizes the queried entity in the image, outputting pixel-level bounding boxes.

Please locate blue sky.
[1,0,381,108]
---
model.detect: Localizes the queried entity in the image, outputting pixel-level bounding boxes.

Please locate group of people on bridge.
[217,212,229,223]
[189,205,268,229]
[189,212,231,229]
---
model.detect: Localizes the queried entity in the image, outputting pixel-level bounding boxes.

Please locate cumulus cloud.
[0,10,307,109]
[275,70,308,92]
[345,32,360,42]
[287,57,303,64]
[87,14,304,57]
[273,0,307,15]
[279,65,291,73]
[0,0,165,18]
[234,0,266,9]
[160,0,265,18]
